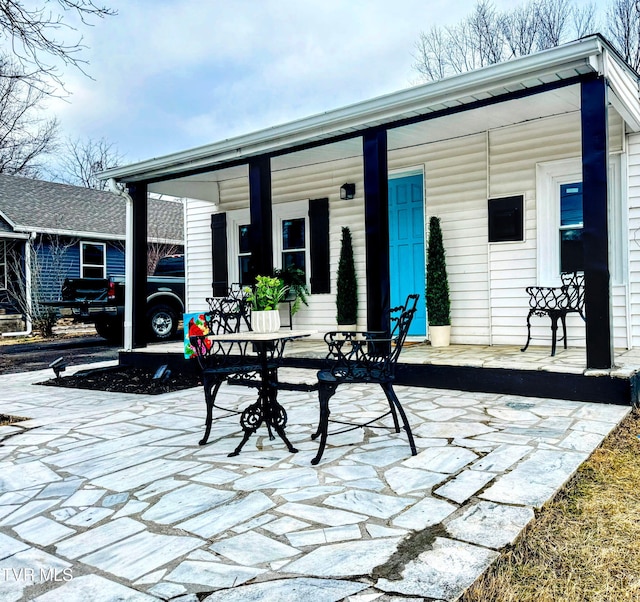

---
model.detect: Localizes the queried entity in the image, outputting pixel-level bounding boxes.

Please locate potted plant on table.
[245,275,288,333]
[336,226,358,330]
[426,216,451,347]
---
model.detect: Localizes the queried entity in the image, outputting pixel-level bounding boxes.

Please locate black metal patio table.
[190,329,313,457]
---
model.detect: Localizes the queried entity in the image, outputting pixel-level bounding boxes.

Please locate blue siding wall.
[37,238,125,301]
[106,243,126,274]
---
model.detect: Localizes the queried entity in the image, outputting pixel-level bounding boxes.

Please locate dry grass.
[462,408,640,602]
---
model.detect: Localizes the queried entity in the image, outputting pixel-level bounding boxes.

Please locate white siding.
[488,113,586,347]
[271,155,367,332]
[185,198,217,312]
[183,109,630,349]
[627,133,640,347]
[185,155,368,333]
[390,133,489,344]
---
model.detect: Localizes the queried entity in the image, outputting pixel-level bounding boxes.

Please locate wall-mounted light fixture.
[340,183,356,200]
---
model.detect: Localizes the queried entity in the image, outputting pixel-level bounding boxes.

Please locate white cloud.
[44,0,545,163]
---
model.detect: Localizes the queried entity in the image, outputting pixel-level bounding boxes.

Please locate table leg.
[228,346,298,456]
[228,399,264,457]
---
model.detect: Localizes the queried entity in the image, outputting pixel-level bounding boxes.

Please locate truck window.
[154,256,184,276]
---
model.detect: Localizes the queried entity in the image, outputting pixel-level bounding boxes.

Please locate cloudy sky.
[46,0,542,166]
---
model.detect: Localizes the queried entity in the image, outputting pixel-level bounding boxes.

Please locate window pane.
[82,243,104,266]
[560,229,584,273]
[560,182,583,227]
[239,256,251,286]
[282,251,306,273]
[282,219,305,250]
[83,266,104,279]
[239,225,251,254]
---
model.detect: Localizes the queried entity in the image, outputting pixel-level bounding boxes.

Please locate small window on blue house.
[488,195,524,242]
[80,241,106,278]
[559,182,583,273]
[238,224,251,286]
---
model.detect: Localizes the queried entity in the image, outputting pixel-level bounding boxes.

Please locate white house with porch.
[102,34,640,371]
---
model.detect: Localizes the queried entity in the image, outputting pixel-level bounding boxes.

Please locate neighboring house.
[102,34,637,369]
[0,174,184,334]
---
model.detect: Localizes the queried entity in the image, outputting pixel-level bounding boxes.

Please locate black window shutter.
[309,198,330,294]
[211,213,228,296]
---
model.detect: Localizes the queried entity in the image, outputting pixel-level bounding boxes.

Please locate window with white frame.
[80,241,106,278]
[226,209,251,286]
[227,202,310,286]
[559,181,583,273]
[536,156,624,286]
[0,240,6,289]
[274,200,309,280]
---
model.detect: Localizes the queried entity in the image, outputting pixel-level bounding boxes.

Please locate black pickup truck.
[50,254,185,342]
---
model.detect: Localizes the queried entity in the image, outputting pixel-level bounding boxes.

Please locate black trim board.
[120,350,637,406]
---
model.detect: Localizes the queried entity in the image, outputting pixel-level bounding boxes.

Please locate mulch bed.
[38,366,202,395]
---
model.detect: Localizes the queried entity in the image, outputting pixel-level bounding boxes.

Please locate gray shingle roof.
[0,174,183,242]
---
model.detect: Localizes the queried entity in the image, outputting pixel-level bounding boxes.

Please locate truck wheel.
[147,304,177,341]
[95,318,123,343]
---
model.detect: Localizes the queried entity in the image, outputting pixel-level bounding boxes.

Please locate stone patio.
[0,361,630,601]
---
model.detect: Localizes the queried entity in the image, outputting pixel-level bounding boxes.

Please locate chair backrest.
[325,293,419,382]
[205,284,251,334]
[386,293,420,367]
[560,271,584,313]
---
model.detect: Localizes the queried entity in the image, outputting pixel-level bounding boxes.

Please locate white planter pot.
[337,324,357,332]
[429,325,451,347]
[252,310,281,333]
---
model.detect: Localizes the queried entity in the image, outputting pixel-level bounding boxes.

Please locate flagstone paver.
[0,363,630,601]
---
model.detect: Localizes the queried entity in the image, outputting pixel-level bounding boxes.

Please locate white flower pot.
[429,325,451,347]
[252,310,281,333]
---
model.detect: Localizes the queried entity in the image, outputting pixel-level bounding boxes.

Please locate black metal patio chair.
[310,293,419,465]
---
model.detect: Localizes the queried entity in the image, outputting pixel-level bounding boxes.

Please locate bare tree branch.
[5,232,76,337]
[573,2,598,37]
[0,1,116,96]
[53,136,124,189]
[413,0,640,81]
[0,58,58,176]
[607,0,640,70]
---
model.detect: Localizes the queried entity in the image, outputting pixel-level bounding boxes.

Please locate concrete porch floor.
[0,360,630,601]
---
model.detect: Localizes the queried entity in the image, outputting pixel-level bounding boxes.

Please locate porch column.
[363,129,390,332]
[248,156,273,279]
[128,182,148,349]
[581,76,612,369]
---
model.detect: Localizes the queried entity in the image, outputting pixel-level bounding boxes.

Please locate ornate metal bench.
[310,294,419,465]
[521,271,585,356]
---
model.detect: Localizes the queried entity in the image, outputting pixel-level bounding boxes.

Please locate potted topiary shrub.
[336,226,358,330]
[426,215,451,347]
[245,275,287,333]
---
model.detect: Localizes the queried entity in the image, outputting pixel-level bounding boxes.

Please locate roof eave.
[100,35,610,184]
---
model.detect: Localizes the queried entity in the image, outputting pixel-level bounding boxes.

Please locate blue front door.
[388,174,426,336]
